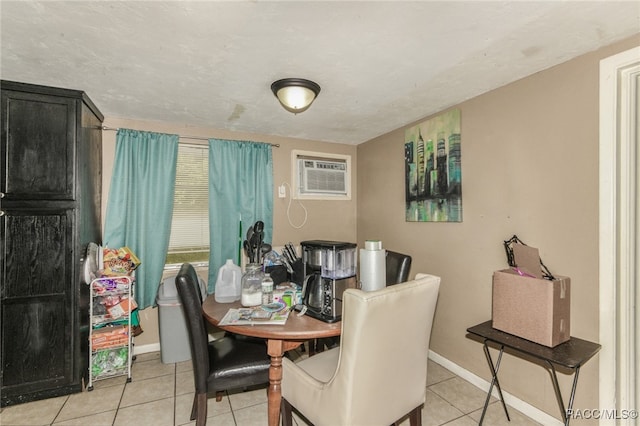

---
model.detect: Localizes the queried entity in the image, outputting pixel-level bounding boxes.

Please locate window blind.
[168,143,209,256]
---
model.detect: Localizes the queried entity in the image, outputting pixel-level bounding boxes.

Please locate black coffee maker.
[300,240,357,323]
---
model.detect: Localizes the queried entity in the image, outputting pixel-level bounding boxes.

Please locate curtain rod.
[99,126,280,148]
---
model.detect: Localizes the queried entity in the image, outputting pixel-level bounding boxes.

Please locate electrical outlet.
[278,185,286,198]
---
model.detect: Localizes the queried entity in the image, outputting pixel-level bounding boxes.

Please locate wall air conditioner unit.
[292,151,351,200]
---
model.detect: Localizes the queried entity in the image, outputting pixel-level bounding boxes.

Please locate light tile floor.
[0,347,542,426]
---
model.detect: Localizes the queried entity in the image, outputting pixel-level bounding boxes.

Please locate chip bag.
[102,247,141,276]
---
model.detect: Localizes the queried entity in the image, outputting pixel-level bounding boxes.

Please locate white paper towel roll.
[360,245,386,292]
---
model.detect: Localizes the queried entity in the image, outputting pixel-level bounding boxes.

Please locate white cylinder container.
[359,240,386,291]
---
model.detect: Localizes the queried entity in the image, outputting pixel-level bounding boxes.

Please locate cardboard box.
[492,268,570,347]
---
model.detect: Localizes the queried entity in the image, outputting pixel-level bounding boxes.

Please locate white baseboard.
[428,350,563,426]
[133,331,222,357]
[134,343,160,355]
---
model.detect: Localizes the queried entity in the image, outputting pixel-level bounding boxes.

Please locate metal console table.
[466,321,601,426]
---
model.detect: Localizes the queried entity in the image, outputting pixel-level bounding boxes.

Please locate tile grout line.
[49,395,70,426]
[113,376,127,425]
[173,362,178,426]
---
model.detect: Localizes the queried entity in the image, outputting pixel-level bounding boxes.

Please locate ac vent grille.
[299,159,348,195]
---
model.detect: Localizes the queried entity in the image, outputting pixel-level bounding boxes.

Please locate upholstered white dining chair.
[281,273,441,426]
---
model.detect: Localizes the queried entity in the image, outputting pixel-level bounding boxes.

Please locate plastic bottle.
[214,259,242,303]
[261,273,274,305]
[241,264,263,307]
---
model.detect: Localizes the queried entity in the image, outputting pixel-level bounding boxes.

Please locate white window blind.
[167,143,209,258]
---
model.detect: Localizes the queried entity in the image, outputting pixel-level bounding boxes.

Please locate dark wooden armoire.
[0,80,103,406]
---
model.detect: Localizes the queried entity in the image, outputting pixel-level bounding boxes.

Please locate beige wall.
[357,35,640,422]
[101,118,357,347]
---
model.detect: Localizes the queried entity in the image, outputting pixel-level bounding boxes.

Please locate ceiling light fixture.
[271,78,321,114]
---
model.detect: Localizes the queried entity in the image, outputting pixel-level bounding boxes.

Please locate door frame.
[599,45,639,423]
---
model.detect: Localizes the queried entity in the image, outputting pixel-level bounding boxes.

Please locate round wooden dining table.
[201,295,341,426]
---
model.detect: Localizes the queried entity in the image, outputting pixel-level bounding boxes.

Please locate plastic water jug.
[214,259,242,303]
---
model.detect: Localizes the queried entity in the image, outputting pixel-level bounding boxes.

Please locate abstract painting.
[404,109,462,222]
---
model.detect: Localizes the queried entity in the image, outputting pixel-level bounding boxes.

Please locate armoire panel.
[1,91,75,200]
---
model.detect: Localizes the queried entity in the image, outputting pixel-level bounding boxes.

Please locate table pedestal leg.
[266,340,284,426]
[480,342,510,425]
[266,340,303,426]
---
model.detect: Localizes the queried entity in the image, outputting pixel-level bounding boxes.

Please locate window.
[166,143,209,265]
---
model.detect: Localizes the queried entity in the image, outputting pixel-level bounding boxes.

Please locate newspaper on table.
[218,303,290,326]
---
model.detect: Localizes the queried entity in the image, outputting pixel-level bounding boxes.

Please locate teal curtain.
[103,129,179,309]
[208,139,273,292]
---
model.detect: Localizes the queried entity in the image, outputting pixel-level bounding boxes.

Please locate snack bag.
[107,297,138,319]
[102,247,141,276]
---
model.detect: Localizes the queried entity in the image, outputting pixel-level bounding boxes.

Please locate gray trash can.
[156,275,207,364]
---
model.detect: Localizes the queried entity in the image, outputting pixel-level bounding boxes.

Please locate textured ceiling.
[1,1,639,145]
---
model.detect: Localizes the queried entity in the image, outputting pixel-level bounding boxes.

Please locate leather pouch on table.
[289,259,305,285]
[265,265,288,285]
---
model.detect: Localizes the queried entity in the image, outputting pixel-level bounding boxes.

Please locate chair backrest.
[329,274,440,425]
[385,250,412,285]
[175,263,209,393]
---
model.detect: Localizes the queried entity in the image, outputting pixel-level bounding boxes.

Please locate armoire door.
[1,89,76,201]
[1,207,76,405]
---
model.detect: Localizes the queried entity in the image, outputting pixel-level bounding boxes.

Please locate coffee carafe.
[301,240,357,323]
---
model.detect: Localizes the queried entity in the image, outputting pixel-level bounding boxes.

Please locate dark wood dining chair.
[175,263,270,426]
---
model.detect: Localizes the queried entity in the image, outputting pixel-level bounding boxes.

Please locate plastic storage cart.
[87,276,134,390]
[157,275,206,364]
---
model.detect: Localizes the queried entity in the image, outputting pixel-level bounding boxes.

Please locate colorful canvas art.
[405,109,462,222]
